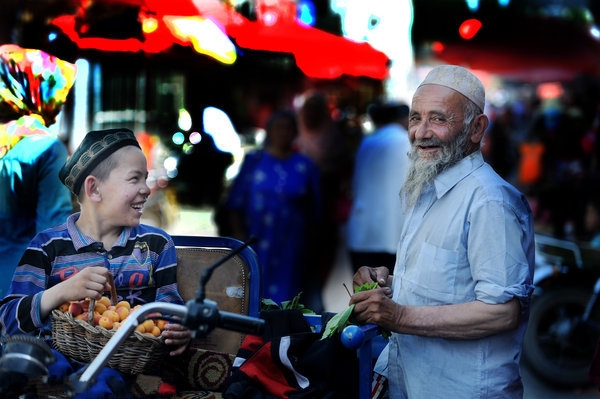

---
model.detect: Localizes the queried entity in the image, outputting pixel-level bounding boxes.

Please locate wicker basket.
[51,309,168,374]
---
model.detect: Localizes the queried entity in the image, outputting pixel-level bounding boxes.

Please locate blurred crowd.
[482,75,600,243]
[215,75,600,309]
[158,76,600,310]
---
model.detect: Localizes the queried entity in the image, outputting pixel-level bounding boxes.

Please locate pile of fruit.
[57,296,167,337]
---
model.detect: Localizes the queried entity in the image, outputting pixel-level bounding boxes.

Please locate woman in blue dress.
[225,109,322,304]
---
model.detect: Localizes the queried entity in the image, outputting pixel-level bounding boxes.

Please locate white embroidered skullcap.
[418,65,485,111]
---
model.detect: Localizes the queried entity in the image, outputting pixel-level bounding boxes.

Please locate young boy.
[0,128,191,396]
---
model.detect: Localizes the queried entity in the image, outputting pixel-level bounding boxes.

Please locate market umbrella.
[51,0,390,80]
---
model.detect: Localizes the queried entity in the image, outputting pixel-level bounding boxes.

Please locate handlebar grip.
[218,310,265,336]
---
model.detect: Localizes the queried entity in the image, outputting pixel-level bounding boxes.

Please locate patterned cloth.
[146,346,235,395]
[0,44,76,128]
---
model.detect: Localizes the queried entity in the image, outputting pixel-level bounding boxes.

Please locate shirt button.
[107,254,113,260]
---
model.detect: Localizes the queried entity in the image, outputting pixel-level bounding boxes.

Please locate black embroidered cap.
[59,128,140,195]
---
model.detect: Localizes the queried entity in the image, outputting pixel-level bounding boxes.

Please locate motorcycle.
[523,232,600,388]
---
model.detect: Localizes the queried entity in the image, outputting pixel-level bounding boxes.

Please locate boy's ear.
[83,176,102,202]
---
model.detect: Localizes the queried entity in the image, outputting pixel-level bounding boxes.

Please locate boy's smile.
[99,146,150,227]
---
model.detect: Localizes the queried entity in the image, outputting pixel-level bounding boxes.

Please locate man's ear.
[83,176,102,202]
[470,114,489,144]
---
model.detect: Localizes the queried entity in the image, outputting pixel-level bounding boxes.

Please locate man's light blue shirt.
[381,151,535,399]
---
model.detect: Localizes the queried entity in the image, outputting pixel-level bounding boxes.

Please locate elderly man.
[350,65,535,398]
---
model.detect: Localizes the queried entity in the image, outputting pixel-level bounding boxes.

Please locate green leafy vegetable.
[260,298,281,311]
[321,281,391,340]
[355,281,378,292]
[321,304,355,339]
[260,292,316,314]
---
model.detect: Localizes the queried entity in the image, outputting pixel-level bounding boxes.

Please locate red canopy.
[226,19,390,80]
[50,0,390,80]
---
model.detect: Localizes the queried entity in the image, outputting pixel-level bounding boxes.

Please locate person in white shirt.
[346,101,410,274]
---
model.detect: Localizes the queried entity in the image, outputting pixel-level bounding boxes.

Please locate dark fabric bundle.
[224,309,359,399]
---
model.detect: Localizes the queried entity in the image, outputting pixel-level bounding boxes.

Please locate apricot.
[115,306,129,321]
[94,302,107,315]
[98,316,113,329]
[142,319,155,333]
[68,302,83,316]
[102,309,120,323]
[93,312,102,325]
[58,302,70,312]
[150,325,161,337]
[80,300,90,312]
[98,296,111,307]
[116,301,131,310]
[155,319,168,331]
[135,324,146,333]
[75,311,88,321]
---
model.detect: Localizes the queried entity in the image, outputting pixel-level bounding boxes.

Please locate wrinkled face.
[408,84,468,161]
[402,84,483,208]
[97,146,150,227]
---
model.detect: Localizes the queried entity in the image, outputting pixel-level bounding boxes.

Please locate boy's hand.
[41,266,112,319]
[162,322,192,356]
[63,266,112,301]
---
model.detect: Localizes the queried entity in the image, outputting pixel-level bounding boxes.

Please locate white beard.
[402,129,471,209]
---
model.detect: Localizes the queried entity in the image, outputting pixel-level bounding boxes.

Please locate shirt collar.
[433,151,484,199]
[66,212,131,252]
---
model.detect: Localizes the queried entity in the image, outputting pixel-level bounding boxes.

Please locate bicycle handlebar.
[183,299,264,337]
[217,309,265,335]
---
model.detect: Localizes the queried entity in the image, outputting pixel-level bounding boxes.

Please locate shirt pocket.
[408,241,464,304]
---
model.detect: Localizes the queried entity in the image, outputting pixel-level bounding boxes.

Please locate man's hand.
[353,266,392,298]
[350,287,401,332]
